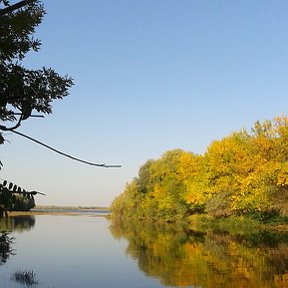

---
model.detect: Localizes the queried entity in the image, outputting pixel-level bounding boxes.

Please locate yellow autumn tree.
[111,115,288,222]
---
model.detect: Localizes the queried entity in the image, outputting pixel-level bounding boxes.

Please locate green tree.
[0,0,73,144]
[112,115,288,223]
[111,149,194,222]
[0,0,73,213]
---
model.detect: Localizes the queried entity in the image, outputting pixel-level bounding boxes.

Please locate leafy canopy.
[111,115,288,222]
[0,0,73,143]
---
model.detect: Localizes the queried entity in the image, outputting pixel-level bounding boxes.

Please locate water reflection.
[11,269,39,287]
[0,231,15,265]
[0,216,35,267]
[0,216,35,232]
[110,219,288,288]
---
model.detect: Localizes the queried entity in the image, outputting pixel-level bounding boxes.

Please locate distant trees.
[111,115,288,222]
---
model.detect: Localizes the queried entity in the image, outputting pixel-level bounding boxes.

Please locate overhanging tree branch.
[0,0,36,16]
[0,116,22,132]
[11,113,44,118]
[11,130,122,168]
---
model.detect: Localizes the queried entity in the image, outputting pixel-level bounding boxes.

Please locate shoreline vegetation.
[6,205,288,233]
[111,115,288,232]
[188,214,288,233]
[6,207,288,233]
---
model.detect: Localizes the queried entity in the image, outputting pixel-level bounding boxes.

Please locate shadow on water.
[110,218,288,288]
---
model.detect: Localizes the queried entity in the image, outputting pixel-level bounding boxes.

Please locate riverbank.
[8,205,111,216]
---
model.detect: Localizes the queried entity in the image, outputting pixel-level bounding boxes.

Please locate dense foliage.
[0,0,73,141]
[0,181,36,215]
[111,115,288,222]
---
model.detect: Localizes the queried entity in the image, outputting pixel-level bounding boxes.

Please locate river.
[0,213,287,287]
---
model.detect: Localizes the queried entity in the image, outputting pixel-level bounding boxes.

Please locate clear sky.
[1,0,287,207]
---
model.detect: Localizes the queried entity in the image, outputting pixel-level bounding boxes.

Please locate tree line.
[111,115,288,222]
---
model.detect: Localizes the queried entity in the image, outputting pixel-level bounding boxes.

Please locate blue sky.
[1,0,288,206]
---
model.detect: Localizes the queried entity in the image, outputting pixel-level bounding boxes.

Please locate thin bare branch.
[11,130,122,168]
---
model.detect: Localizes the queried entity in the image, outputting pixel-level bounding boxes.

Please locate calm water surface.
[0,214,287,287]
[0,214,162,288]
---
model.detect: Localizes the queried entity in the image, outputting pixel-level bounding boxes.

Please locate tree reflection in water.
[0,215,35,265]
[12,269,39,287]
[110,219,288,288]
[0,231,15,265]
[0,215,35,233]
